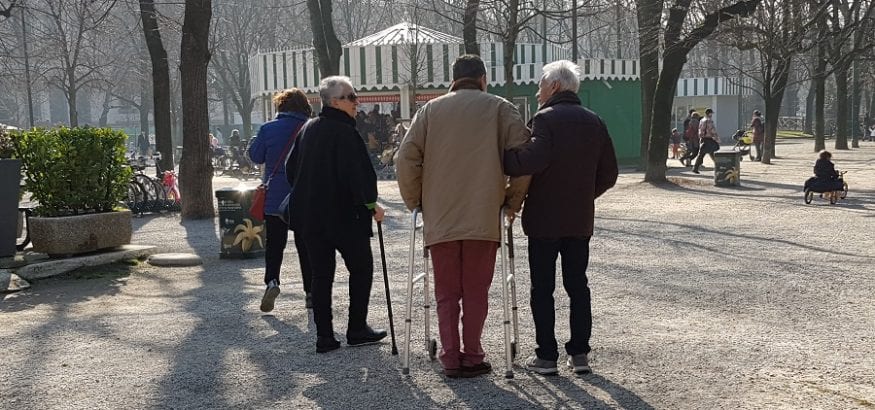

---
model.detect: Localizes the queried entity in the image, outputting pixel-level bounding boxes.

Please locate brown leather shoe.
[460,361,492,378]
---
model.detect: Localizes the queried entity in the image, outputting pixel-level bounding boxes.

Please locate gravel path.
[2,139,874,409]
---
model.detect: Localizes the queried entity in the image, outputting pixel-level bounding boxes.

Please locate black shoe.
[260,280,280,313]
[305,292,313,309]
[346,325,388,346]
[316,336,341,353]
[692,168,700,174]
[461,361,492,378]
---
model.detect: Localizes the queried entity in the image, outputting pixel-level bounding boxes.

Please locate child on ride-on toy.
[804,150,844,193]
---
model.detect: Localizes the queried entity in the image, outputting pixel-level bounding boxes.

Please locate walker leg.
[402,210,419,375]
[423,245,434,360]
[499,208,514,378]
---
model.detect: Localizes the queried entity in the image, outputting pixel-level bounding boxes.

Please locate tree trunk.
[645,52,684,182]
[308,0,342,76]
[240,105,252,141]
[502,0,520,100]
[99,92,112,128]
[804,81,815,135]
[141,0,175,172]
[463,0,480,55]
[850,58,861,148]
[813,45,827,152]
[67,72,79,127]
[179,0,214,219]
[761,61,789,164]
[636,0,660,170]
[139,80,150,139]
[833,64,850,150]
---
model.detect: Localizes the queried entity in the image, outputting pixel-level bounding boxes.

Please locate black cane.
[377,220,399,355]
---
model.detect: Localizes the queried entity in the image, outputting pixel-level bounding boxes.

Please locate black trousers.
[681,139,699,163]
[694,138,720,170]
[264,215,312,293]
[528,236,592,361]
[753,141,763,160]
[302,232,374,338]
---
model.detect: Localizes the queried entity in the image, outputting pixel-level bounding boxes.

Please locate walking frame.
[401,207,520,378]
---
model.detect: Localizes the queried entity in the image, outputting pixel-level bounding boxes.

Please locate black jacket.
[813,158,838,180]
[503,91,618,238]
[285,106,377,239]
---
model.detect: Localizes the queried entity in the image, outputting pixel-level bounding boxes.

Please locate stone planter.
[29,210,132,257]
[0,159,21,258]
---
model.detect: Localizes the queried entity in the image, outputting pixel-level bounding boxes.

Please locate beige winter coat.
[396,88,531,246]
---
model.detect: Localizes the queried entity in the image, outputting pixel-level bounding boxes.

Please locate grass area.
[776,130,814,139]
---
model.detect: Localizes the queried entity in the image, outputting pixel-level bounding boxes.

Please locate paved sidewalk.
[2,139,874,409]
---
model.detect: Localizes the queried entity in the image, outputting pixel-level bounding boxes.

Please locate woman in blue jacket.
[248,88,312,313]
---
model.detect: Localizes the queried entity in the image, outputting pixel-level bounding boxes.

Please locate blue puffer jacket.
[248,111,308,216]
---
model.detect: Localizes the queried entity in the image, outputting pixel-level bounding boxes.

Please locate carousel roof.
[345,22,463,47]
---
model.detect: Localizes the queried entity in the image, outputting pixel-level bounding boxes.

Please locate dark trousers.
[681,139,699,163]
[694,138,720,170]
[302,232,374,338]
[264,215,312,293]
[753,141,763,160]
[528,236,592,361]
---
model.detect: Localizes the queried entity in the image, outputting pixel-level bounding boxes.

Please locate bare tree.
[179,0,214,219]
[822,0,875,150]
[308,0,342,76]
[141,0,175,172]
[640,0,761,183]
[29,0,119,127]
[463,0,480,54]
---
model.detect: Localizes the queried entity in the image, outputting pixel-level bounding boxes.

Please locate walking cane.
[377,221,399,355]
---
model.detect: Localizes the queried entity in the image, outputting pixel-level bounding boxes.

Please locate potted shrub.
[0,126,21,258]
[11,127,133,256]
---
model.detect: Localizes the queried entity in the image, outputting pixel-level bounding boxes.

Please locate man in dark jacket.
[504,60,618,376]
[285,76,387,353]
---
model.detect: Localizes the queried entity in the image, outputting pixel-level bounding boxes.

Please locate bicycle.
[731,130,755,161]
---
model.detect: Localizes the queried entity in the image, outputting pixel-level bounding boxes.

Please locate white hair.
[541,60,581,93]
[319,76,354,106]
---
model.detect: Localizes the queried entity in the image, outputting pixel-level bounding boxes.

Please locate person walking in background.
[502,60,618,376]
[670,127,682,159]
[285,76,387,354]
[750,110,765,161]
[868,123,875,142]
[693,108,720,174]
[679,111,701,166]
[396,54,531,379]
[248,88,313,313]
[137,131,149,156]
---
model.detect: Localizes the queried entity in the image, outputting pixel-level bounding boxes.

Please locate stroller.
[731,130,755,161]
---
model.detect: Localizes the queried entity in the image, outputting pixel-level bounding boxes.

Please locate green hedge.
[12,127,132,217]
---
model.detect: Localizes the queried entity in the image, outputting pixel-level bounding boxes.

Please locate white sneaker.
[567,354,591,374]
[525,355,558,375]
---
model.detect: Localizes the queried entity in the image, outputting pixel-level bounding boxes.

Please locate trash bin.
[713,151,742,187]
[216,187,266,259]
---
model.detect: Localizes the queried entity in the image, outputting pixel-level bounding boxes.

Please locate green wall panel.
[487,80,642,164]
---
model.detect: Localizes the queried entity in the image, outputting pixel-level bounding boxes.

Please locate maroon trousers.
[430,240,498,369]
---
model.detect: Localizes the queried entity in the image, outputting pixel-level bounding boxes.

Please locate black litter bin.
[713,151,742,187]
[216,187,266,259]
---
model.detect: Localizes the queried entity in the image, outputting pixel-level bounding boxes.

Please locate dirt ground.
[2,138,874,409]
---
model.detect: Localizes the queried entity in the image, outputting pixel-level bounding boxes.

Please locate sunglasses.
[336,92,358,102]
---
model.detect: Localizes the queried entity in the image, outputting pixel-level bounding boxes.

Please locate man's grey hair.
[319,76,354,106]
[541,60,581,93]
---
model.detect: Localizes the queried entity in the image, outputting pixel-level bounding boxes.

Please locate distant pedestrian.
[248,88,312,313]
[137,132,149,156]
[503,60,618,376]
[750,110,764,161]
[679,111,701,166]
[693,108,720,174]
[868,123,875,142]
[670,128,682,159]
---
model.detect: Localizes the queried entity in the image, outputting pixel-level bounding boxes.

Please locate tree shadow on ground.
[0,261,135,313]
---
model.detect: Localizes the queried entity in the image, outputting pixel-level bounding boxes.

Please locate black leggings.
[264,215,312,293]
